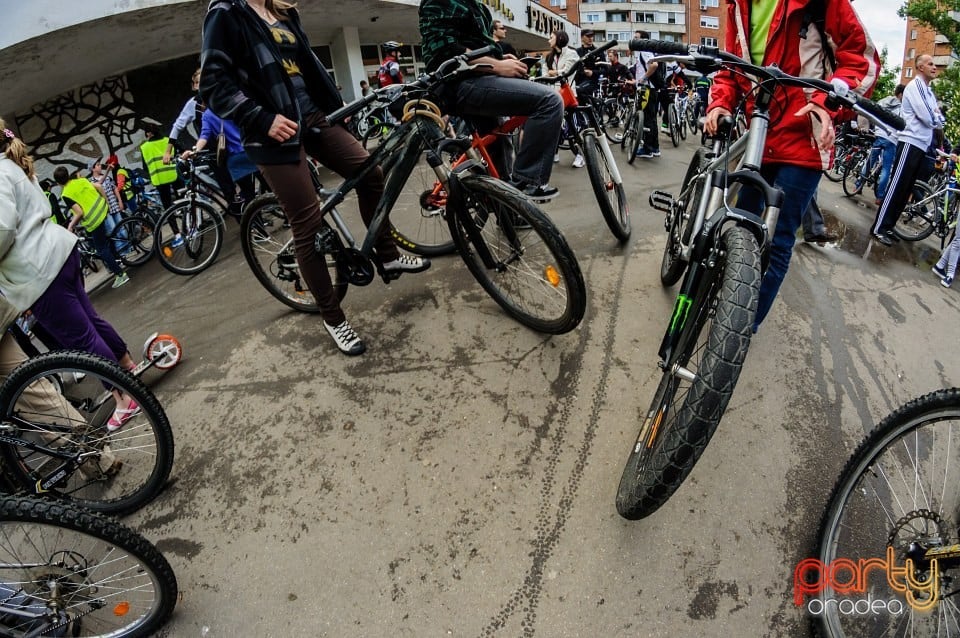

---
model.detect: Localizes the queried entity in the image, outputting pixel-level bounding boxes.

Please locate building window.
[609,12,627,22]
[700,16,719,29]
[908,48,915,59]
[906,67,914,78]
[635,11,656,22]
[584,12,602,22]
[700,0,719,6]
[661,33,682,43]
[911,29,917,40]
[700,36,718,47]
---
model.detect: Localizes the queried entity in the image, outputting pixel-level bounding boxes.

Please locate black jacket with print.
[199,0,344,164]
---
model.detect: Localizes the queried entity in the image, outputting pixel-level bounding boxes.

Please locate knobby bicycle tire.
[0,351,174,517]
[661,148,710,286]
[677,103,688,140]
[892,181,938,241]
[111,216,156,267]
[239,193,346,313]
[814,388,960,637]
[383,131,457,257]
[447,173,586,334]
[155,200,224,275]
[0,495,177,637]
[616,225,760,519]
[841,156,867,198]
[822,142,848,183]
[582,131,630,242]
[668,104,680,148]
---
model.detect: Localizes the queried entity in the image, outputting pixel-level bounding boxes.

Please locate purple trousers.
[31,249,128,362]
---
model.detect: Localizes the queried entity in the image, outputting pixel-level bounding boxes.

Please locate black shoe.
[804,232,839,244]
[885,231,901,243]
[324,319,366,356]
[517,183,558,202]
[872,233,894,247]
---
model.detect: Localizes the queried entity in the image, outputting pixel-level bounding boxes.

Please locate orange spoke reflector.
[544,265,561,287]
[162,246,173,258]
[114,601,131,616]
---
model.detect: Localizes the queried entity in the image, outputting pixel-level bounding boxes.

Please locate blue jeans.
[861,137,896,199]
[736,164,822,329]
[448,75,563,187]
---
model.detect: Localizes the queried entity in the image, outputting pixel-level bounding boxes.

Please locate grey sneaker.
[111,272,130,288]
[324,320,366,356]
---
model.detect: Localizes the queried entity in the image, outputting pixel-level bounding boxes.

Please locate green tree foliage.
[872,47,901,100]
[933,64,960,142]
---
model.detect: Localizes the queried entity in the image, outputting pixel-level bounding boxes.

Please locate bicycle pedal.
[649,190,674,213]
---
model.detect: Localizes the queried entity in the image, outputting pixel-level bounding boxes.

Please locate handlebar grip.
[465,45,497,61]
[597,39,618,54]
[854,94,906,132]
[327,91,378,125]
[628,38,689,55]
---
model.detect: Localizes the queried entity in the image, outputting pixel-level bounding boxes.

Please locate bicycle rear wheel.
[815,388,960,637]
[239,193,346,313]
[155,200,224,275]
[383,134,457,257]
[892,181,937,241]
[606,102,631,144]
[678,104,687,140]
[616,225,760,519]
[582,131,630,242]
[0,494,177,637]
[111,216,155,267]
[842,155,866,197]
[0,351,174,517]
[447,173,586,334]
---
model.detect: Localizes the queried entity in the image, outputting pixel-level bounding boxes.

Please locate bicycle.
[0,349,174,517]
[74,230,102,279]
[613,83,652,165]
[673,88,689,141]
[813,388,960,637]
[842,139,882,198]
[614,38,905,520]
[239,48,587,335]
[0,493,177,637]
[892,150,958,246]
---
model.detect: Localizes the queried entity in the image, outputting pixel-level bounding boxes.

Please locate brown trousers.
[258,114,399,325]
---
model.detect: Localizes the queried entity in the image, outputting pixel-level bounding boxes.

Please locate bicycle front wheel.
[893,181,937,241]
[661,148,709,286]
[668,104,680,147]
[240,194,346,313]
[842,156,866,197]
[155,201,224,275]
[606,102,630,144]
[0,495,177,637]
[111,216,155,267]
[0,351,174,516]
[616,225,760,519]
[815,388,960,637]
[447,173,586,334]
[582,131,630,242]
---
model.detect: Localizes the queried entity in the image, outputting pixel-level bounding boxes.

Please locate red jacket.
[708,0,880,169]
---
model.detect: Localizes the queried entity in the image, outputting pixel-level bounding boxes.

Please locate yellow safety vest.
[61,178,108,232]
[117,167,133,198]
[140,138,178,186]
[42,190,59,224]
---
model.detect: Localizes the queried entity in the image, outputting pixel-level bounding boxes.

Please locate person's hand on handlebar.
[704,106,731,136]
[486,57,529,78]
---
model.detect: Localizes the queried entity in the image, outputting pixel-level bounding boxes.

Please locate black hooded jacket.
[199,0,344,164]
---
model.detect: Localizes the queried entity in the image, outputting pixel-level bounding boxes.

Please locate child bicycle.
[239,47,586,335]
[614,39,905,520]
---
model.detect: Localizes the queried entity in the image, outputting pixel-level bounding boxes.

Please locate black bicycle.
[0,350,174,517]
[0,494,177,637]
[615,39,906,520]
[240,48,586,335]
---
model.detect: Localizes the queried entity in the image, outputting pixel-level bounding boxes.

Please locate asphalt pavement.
[90,131,960,637]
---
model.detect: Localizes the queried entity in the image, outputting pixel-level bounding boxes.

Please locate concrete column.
[329,26,366,103]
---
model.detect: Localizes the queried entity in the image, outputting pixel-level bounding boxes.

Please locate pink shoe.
[107,399,141,432]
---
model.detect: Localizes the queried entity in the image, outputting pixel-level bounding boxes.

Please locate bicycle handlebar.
[533,39,619,85]
[627,38,906,132]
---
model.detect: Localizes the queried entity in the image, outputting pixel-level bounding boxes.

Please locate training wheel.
[143,333,183,370]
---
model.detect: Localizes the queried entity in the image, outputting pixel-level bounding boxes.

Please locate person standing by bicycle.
[704,0,879,330]
[871,55,945,246]
[200,0,430,356]
[419,0,564,200]
[633,29,663,159]
[0,123,140,430]
[543,29,582,168]
[855,83,904,206]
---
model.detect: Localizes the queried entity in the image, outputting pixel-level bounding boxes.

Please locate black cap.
[582,29,595,37]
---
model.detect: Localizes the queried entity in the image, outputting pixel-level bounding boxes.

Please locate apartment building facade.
[900,15,956,85]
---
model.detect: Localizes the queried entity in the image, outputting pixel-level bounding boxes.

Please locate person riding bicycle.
[693,73,712,118]
[200,0,431,356]
[377,42,404,87]
[704,0,880,331]
[419,0,564,201]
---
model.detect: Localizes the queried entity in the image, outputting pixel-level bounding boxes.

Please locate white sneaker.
[324,320,365,356]
[553,153,560,163]
[382,254,431,274]
[572,154,585,168]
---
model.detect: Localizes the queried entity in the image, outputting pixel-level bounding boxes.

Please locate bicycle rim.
[112,217,155,267]
[156,202,224,275]
[893,182,937,241]
[582,132,630,242]
[448,174,586,334]
[240,194,345,313]
[0,495,177,637]
[616,225,760,519]
[815,389,960,637]
[385,135,456,257]
[669,105,680,147]
[0,351,174,516]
